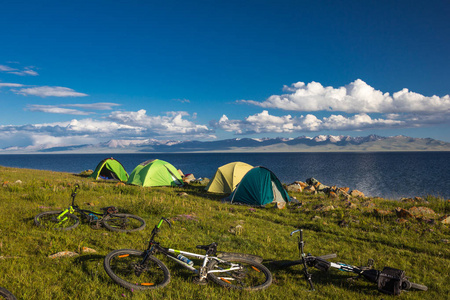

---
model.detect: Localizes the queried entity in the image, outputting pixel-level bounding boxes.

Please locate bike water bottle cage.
[377,267,406,295]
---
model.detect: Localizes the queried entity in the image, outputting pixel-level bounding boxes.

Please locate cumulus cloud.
[13,86,88,97]
[0,64,38,76]
[0,109,215,148]
[108,109,212,136]
[241,79,450,114]
[213,110,405,134]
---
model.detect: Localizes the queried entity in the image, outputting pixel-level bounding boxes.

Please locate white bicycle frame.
[162,248,243,280]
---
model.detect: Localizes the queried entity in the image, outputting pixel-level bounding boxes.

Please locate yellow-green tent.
[205,162,253,193]
[127,159,183,187]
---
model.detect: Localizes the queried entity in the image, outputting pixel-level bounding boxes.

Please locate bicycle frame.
[55,185,108,222]
[144,218,244,282]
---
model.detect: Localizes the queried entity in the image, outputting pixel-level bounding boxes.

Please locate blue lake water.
[0,152,449,199]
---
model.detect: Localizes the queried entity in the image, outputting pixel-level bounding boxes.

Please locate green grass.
[0,165,449,299]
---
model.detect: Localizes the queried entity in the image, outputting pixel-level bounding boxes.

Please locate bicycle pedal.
[192,277,208,285]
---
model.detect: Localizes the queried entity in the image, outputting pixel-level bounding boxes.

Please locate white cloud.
[0,64,39,76]
[13,86,88,97]
[213,110,405,134]
[108,109,212,136]
[26,105,91,115]
[240,79,450,114]
[66,102,121,110]
[0,109,215,148]
[0,82,24,88]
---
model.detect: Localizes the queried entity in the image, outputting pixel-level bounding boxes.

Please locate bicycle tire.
[207,255,272,291]
[409,282,428,291]
[34,211,79,231]
[0,287,17,300]
[104,249,170,290]
[102,214,146,232]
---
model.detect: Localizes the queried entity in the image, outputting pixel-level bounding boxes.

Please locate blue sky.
[1,0,449,150]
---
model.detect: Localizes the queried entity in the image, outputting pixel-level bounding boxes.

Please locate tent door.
[271,181,286,203]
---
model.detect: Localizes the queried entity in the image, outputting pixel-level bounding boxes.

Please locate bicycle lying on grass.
[104,217,272,291]
[34,184,145,233]
[0,287,17,300]
[284,229,428,296]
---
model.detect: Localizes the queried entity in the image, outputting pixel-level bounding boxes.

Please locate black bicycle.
[0,287,17,300]
[34,184,145,232]
[104,217,272,291]
[284,229,428,295]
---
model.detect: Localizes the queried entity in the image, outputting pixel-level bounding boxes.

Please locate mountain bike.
[104,217,272,291]
[284,229,428,295]
[0,287,17,300]
[34,184,145,232]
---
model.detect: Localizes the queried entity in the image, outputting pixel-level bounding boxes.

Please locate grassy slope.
[0,166,449,300]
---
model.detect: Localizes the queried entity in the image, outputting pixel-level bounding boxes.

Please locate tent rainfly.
[127,159,183,187]
[229,166,290,206]
[89,157,129,181]
[205,161,253,194]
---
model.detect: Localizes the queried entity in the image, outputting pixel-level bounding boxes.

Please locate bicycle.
[104,217,272,291]
[284,229,428,295]
[0,287,17,300]
[34,184,146,233]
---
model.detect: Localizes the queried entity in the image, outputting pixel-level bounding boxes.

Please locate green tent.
[230,166,290,206]
[205,161,253,194]
[127,159,183,187]
[89,157,129,181]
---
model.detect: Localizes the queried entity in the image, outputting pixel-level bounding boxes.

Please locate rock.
[178,169,185,177]
[339,187,350,194]
[276,201,286,209]
[401,197,415,203]
[286,183,303,192]
[408,206,436,217]
[361,201,376,208]
[115,182,126,186]
[303,185,316,194]
[48,251,79,258]
[373,208,392,216]
[311,215,321,221]
[396,218,408,224]
[183,173,195,183]
[15,180,23,184]
[314,204,335,212]
[328,191,339,199]
[295,181,308,189]
[395,207,414,219]
[346,202,358,209]
[178,192,189,197]
[306,177,320,186]
[81,247,97,254]
[439,215,450,225]
[316,183,329,191]
[350,190,365,198]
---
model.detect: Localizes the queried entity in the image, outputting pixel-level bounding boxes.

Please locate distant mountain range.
[2,135,449,154]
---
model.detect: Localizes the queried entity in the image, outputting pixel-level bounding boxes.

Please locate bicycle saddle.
[196,242,218,251]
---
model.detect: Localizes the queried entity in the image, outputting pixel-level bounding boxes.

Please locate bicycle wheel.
[102,214,146,232]
[207,256,272,291]
[34,211,79,231]
[0,287,17,300]
[104,249,170,290]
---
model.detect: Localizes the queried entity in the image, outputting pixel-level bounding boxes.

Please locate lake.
[0,152,449,199]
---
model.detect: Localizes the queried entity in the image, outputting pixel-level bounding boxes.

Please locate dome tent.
[89,157,129,181]
[230,166,290,206]
[127,159,183,187]
[205,161,253,194]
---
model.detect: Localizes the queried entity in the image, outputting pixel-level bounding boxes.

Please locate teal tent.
[230,166,290,206]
